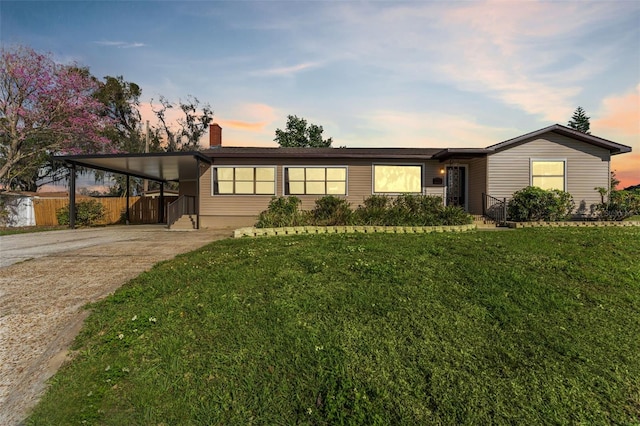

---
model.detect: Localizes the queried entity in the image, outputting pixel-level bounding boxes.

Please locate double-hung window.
[373,164,422,193]
[284,167,347,195]
[212,167,276,195]
[531,160,566,191]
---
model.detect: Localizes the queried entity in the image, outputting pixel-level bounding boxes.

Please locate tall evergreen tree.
[568,106,591,134]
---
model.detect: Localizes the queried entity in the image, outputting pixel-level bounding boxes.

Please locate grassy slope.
[28,228,640,425]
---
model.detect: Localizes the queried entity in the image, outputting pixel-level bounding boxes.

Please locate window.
[284,167,347,195]
[531,160,565,191]
[213,167,275,195]
[373,165,422,193]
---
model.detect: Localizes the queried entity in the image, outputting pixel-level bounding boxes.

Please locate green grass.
[28,228,640,425]
[624,215,640,221]
[0,225,66,236]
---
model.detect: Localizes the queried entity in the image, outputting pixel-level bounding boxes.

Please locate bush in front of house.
[355,194,472,226]
[255,194,473,228]
[56,200,106,226]
[507,186,575,222]
[310,195,353,226]
[594,189,640,221]
[255,196,307,228]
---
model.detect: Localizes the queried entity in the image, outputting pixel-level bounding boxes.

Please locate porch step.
[169,214,197,230]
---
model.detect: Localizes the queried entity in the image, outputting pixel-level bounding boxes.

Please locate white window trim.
[529,159,567,192]
[372,163,424,195]
[211,165,277,196]
[282,165,349,196]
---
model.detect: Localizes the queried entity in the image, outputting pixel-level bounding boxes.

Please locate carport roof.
[55,152,212,182]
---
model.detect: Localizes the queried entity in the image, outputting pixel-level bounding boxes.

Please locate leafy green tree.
[274,115,332,147]
[567,106,591,134]
[96,76,144,153]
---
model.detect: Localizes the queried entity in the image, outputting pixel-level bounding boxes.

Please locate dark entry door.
[446,166,466,209]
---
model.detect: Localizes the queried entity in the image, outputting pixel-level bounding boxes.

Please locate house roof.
[486,124,632,155]
[431,148,492,161]
[55,152,212,182]
[202,147,444,160]
[52,124,631,181]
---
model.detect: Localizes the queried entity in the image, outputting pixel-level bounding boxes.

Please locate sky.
[1,0,639,188]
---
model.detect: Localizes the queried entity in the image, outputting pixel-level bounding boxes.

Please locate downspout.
[69,163,76,229]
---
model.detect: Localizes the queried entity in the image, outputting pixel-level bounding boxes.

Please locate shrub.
[440,205,474,225]
[595,189,640,221]
[355,194,472,226]
[56,200,106,226]
[353,195,392,226]
[256,194,473,228]
[255,196,305,228]
[310,196,353,226]
[507,187,574,222]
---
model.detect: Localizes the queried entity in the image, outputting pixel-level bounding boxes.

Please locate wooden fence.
[33,196,178,226]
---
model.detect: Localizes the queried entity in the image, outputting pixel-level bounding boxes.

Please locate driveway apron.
[0,225,231,425]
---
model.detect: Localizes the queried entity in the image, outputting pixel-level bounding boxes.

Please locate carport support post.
[126,175,130,225]
[159,184,165,224]
[69,163,76,229]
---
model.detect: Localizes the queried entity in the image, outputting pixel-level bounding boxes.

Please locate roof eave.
[486,124,632,154]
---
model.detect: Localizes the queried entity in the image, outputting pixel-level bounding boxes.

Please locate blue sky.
[2,0,639,186]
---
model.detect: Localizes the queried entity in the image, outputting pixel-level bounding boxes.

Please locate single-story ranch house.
[56,123,631,229]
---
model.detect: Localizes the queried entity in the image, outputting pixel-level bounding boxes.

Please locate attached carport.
[54,152,212,229]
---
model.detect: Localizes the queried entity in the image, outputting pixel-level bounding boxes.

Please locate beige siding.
[424,161,446,188]
[467,157,487,215]
[487,132,610,215]
[198,158,438,227]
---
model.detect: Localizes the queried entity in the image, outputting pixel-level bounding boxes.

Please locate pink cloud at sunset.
[594,85,640,189]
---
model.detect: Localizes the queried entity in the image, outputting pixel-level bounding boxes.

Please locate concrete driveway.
[0,225,232,425]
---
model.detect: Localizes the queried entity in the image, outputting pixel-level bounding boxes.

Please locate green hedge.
[256,195,473,228]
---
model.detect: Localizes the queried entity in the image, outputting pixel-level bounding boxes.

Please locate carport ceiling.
[55,152,211,182]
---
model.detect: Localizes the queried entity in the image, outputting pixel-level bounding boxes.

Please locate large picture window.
[284,167,347,195]
[213,167,275,195]
[531,160,565,191]
[373,165,422,193]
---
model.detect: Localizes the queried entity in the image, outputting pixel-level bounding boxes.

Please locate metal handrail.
[482,193,508,226]
[167,195,196,227]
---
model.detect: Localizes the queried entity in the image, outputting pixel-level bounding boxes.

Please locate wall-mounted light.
[439,168,445,175]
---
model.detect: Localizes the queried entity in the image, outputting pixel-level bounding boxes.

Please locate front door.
[446,165,466,210]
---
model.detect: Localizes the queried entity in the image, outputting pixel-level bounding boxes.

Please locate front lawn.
[29,228,640,425]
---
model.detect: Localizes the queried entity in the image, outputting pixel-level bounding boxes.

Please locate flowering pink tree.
[0,45,116,190]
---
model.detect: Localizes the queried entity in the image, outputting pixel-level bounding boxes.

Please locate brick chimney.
[209,123,222,147]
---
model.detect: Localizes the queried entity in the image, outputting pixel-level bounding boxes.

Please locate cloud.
[94,41,146,49]
[346,109,517,148]
[612,153,640,189]
[216,103,281,146]
[286,1,637,122]
[251,62,321,77]
[593,84,640,137]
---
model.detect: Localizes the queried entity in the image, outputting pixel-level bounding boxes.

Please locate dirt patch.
[0,226,231,425]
